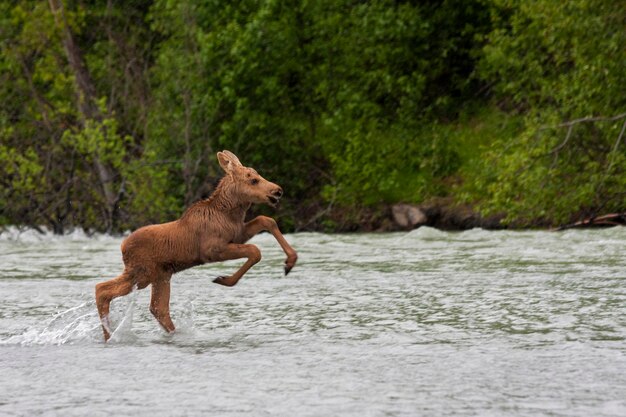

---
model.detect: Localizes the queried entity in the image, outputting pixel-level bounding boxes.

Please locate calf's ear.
[217,150,241,173]
[222,150,242,166]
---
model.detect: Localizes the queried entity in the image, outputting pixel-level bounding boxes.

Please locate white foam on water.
[0,225,128,243]
[400,226,448,241]
[172,299,196,334]
[0,285,207,346]
[0,287,147,346]
[0,301,101,346]
[106,288,140,344]
[159,300,210,344]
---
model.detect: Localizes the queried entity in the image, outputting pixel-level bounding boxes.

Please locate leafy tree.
[465,0,626,225]
[1,0,622,233]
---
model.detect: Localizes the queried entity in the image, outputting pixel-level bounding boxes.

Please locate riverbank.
[2,202,624,237]
[300,200,626,233]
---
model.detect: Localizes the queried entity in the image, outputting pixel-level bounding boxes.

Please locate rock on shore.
[391,199,505,231]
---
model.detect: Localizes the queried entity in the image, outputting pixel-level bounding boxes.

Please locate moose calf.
[95,150,298,341]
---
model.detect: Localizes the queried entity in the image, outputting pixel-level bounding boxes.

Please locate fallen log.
[554,213,626,231]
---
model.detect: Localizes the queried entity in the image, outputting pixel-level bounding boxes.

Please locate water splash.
[173,299,196,334]
[0,288,144,345]
[1,301,101,345]
[107,287,139,344]
[0,288,205,346]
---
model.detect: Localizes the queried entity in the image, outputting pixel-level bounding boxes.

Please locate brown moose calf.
[95,151,298,341]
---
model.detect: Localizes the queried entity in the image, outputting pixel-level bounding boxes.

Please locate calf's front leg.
[212,243,262,287]
[243,216,298,274]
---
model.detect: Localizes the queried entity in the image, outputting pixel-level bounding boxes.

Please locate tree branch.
[541,112,626,130]
[550,124,574,155]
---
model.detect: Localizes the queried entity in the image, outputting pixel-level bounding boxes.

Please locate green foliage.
[123,148,181,229]
[462,0,626,225]
[61,108,130,171]
[301,0,491,207]
[479,0,625,116]
[0,139,43,225]
[321,120,461,206]
[464,119,626,225]
[1,0,624,232]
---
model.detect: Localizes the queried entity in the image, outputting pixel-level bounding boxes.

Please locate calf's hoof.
[213,276,235,287]
[284,253,297,275]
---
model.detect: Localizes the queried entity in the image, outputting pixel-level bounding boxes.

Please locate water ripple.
[0,227,625,416]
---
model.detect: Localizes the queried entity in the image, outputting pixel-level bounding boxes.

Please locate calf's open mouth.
[267,195,280,206]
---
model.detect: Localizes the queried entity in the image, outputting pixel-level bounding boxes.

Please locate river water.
[0,227,624,416]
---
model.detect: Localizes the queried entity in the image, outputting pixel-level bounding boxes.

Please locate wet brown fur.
[95,151,298,341]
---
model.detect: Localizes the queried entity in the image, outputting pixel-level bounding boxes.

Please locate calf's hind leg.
[95,272,134,341]
[150,277,175,333]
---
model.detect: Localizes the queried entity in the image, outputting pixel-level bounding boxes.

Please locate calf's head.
[217,150,283,207]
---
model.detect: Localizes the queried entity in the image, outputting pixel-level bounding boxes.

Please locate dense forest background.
[1,0,624,233]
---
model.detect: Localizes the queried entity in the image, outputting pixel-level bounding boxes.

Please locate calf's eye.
[250,179,259,185]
